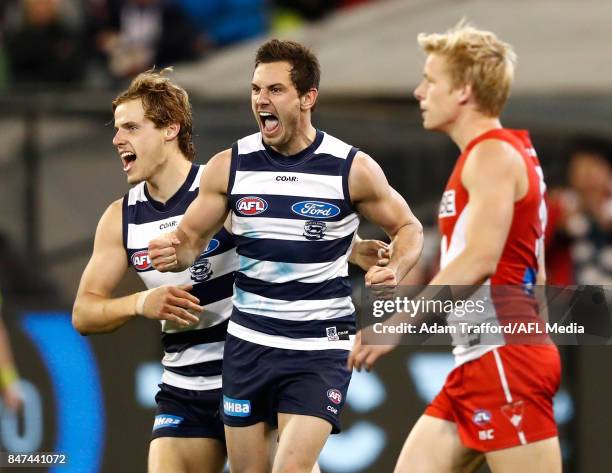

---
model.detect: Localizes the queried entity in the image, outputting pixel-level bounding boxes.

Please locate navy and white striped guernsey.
[227,130,360,350]
[122,164,237,390]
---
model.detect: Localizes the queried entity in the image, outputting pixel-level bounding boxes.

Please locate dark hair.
[567,135,612,166]
[112,68,195,161]
[255,39,320,96]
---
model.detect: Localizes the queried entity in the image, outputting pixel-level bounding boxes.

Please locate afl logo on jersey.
[131,250,151,271]
[236,196,268,216]
[202,238,220,256]
[291,201,340,219]
[326,388,343,405]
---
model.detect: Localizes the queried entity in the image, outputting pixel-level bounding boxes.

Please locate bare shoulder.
[92,198,124,248]
[201,148,232,194]
[463,138,524,187]
[349,151,388,203]
[98,198,123,230]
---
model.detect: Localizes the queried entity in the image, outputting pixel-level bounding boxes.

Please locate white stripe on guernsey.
[127,182,148,206]
[139,251,237,290]
[162,341,224,367]
[161,298,232,333]
[518,431,527,445]
[188,165,205,192]
[233,288,354,321]
[127,217,183,248]
[232,213,359,241]
[492,348,513,403]
[228,321,354,351]
[237,132,265,155]
[314,132,352,159]
[440,204,469,269]
[232,171,344,199]
[239,255,349,284]
[161,371,222,391]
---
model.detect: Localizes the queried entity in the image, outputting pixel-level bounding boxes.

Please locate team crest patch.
[303,220,326,240]
[190,253,213,282]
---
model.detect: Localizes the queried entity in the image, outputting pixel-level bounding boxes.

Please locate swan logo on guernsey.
[327,388,343,405]
[131,250,151,271]
[236,196,268,215]
[292,201,340,219]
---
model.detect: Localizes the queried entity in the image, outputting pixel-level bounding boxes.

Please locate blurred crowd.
[0,0,375,89]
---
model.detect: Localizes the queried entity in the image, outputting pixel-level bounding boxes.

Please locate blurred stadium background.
[0,0,611,472]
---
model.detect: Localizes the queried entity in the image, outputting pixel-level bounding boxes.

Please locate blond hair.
[113,68,195,161]
[417,20,516,117]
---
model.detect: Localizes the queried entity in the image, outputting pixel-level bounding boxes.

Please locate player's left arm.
[349,152,423,285]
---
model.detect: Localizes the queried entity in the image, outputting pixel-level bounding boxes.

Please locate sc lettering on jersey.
[439,190,457,217]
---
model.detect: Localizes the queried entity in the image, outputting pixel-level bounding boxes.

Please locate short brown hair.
[112,68,195,161]
[255,39,320,96]
[418,20,516,117]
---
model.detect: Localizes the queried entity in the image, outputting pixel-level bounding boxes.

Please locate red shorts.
[424,345,561,452]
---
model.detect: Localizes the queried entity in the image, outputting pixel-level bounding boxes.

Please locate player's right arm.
[150,149,231,272]
[72,199,202,335]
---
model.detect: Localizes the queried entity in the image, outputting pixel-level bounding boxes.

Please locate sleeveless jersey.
[438,129,548,365]
[123,164,237,390]
[227,130,360,350]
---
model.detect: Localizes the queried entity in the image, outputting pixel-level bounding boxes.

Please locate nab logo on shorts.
[236,196,268,216]
[472,409,492,426]
[291,201,340,219]
[131,250,151,271]
[153,414,183,430]
[326,388,342,405]
[439,190,456,217]
[223,395,251,417]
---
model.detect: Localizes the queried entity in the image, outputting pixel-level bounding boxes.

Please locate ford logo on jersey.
[236,196,268,215]
[291,201,340,219]
[202,238,220,256]
[131,250,151,271]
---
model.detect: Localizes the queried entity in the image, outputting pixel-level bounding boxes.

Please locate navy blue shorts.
[151,383,225,442]
[221,334,352,434]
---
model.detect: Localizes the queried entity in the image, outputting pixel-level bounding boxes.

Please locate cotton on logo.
[236,197,268,215]
[131,250,151,271]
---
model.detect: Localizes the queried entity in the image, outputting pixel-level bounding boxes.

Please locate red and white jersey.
[438,129,548,365]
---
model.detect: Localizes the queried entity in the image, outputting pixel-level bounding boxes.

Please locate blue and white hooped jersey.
[227,130,360,351]
[123,164,237,390]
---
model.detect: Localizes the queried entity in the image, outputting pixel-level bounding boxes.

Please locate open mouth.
[259,111,280,136]
[120,151,137,172]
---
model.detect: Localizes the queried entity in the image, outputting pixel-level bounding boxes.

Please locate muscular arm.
[72,199,136,334]
[73,200,202,335]
[349,152,423,284]
[150,150,231,272]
